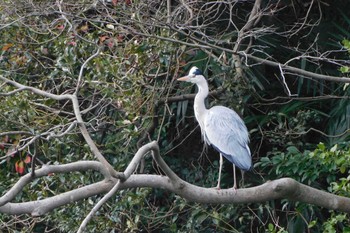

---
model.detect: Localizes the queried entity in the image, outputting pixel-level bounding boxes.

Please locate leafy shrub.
[257,143,350,232]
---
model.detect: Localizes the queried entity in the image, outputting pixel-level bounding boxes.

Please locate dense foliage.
[1,0,350,232]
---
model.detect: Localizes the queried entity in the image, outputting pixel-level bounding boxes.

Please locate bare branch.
[77,181,121,233]
[78,141,162,231]
[74,47,101,95]
[2,175,350,215]
[0,74,118,178]
[70,96,118,178]
[0,131,33,137]
[233,0,263,80]
[1,140,350,218]
[0,134,47,160]
[0,161,108,208]
[0,180,113,216]
[46,121,79,140]
[154,26,350,83]
[244,53,350,83]
[0,87,27,96]
[0,75,72,101]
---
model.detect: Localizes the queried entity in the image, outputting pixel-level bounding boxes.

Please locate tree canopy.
[1,0,350,232]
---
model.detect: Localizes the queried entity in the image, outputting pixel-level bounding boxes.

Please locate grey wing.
[204,106,252,171]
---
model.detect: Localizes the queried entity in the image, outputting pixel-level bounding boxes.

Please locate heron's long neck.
[194,78,209,134]
[194,82,209,114]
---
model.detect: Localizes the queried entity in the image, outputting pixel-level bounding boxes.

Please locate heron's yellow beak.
[177,76,189,81]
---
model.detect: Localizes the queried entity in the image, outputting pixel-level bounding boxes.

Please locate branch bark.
[1,175,350,215]
[1,141,350,217]
[0,161,107,204]
[243,53,350,83]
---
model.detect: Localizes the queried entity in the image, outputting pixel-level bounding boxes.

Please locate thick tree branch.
[0,180,113,216]
[0,161,108,208]
[122,176,350,213]
[1,142,350,217]
[78,141,161,232]
[1,175,350,215]
[70,96,118,178]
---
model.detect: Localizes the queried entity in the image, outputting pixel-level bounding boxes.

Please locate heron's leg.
[216,153,223,189]
[233,164,237,189]
[240,170,245,188]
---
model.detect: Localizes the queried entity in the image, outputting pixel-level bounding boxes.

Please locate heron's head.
[177,66,205,84]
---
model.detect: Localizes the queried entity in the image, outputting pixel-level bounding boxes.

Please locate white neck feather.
[193,76,209,140]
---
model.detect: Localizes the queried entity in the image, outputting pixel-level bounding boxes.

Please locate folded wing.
[204,106,252,171]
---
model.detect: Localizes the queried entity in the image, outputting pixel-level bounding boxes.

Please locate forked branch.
[0,75,117,178]
[0,141,349,219]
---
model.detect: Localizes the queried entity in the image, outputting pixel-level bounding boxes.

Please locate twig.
[244,53,350,83]
[0,75,117,178]
[278,64,297,97]
[77,181,121,233]
[78,141,162,232]
[74,47,101,95]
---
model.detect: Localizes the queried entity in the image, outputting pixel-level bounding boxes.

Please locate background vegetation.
[1,0,350,232]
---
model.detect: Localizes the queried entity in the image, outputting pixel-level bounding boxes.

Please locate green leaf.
[287,146,299,154]
[317,143,326,151]
[308,220,317,228]
[340,166,346,174]
[260,157,271,163]
[340,66,350,73]
[268,223,275,232]
[330,144,338,153]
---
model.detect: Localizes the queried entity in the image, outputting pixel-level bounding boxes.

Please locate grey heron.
[177,66,252,189]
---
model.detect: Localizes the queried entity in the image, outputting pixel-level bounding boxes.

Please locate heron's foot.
[232,186,237,194]
[214,180,221,190]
